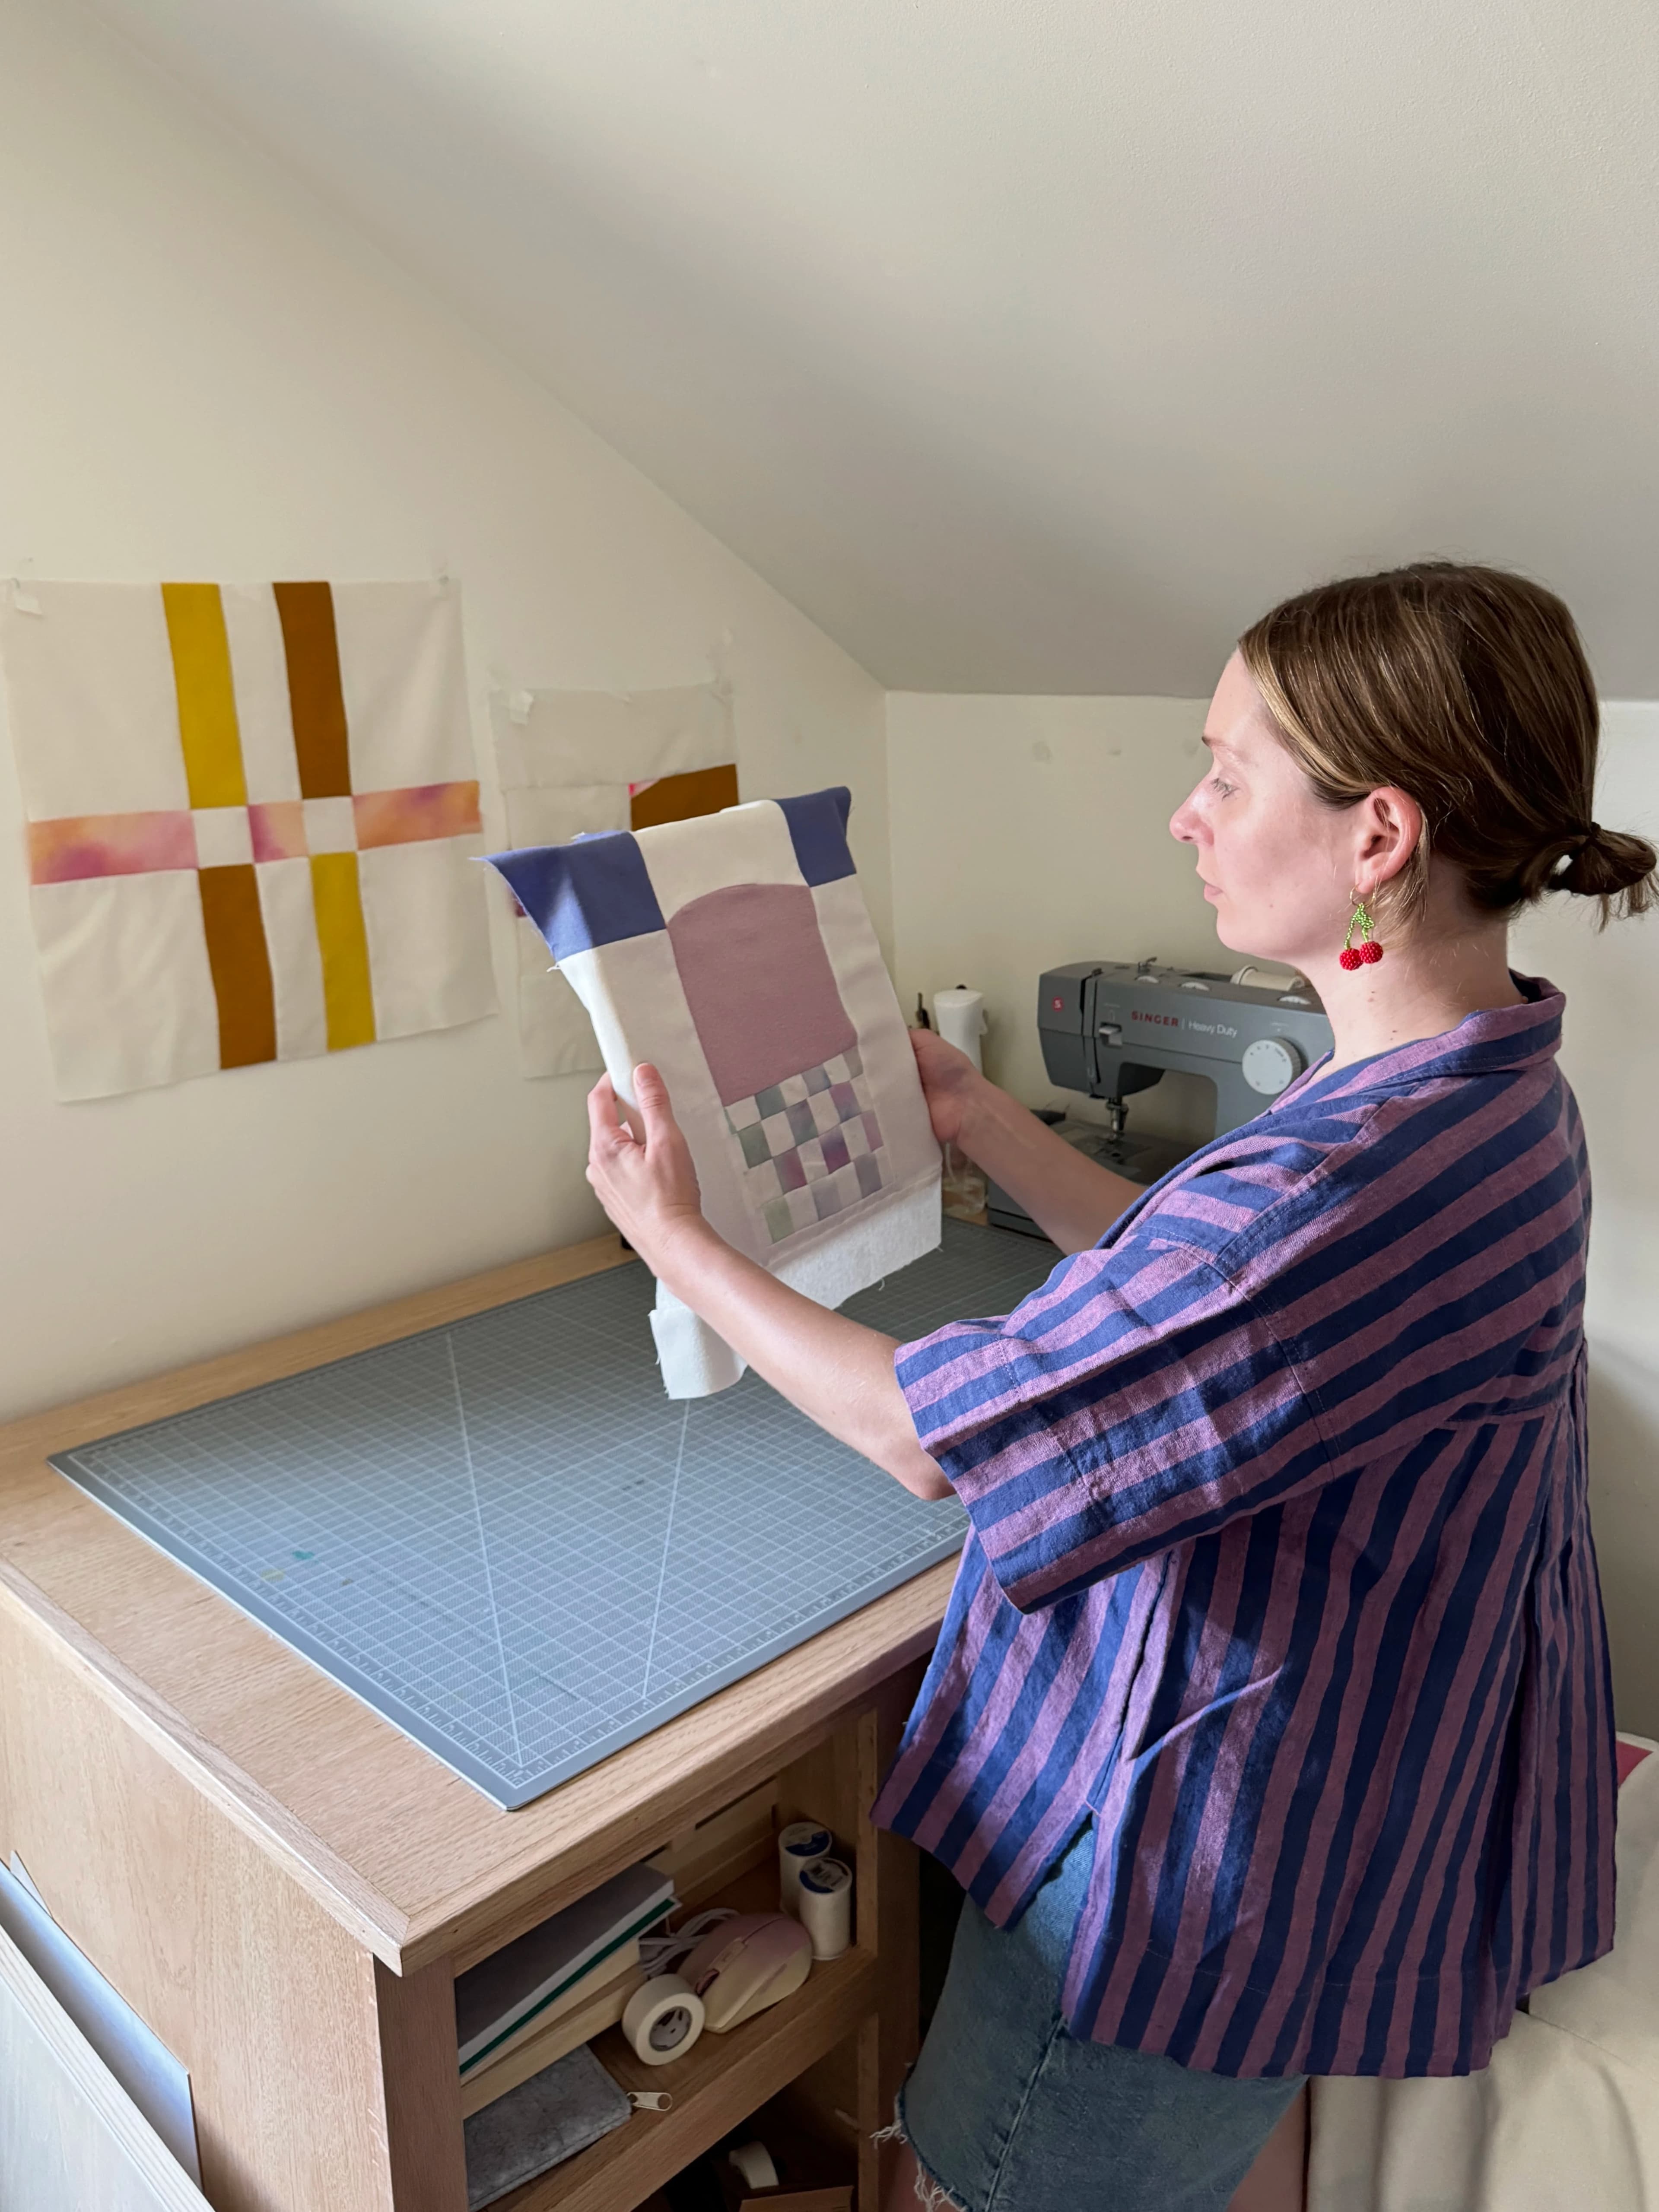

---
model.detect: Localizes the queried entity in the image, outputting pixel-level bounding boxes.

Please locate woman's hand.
[586,1064,711,1274]
[909,1025,988,1151]
[585,1063,943,1495]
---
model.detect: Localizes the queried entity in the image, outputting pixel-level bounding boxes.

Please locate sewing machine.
[987,959,1335,1237]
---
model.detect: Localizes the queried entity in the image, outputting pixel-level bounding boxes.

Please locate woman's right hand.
[909,1025,988,1150]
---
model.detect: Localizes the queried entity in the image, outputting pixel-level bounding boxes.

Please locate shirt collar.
[1271,973,1564,1112]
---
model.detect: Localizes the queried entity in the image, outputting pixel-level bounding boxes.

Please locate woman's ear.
[1356,787,1425,892]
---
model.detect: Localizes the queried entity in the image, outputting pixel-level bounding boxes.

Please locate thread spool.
[729,2142,779,2189]
[778,1822,833,1917]
[621,1975,705,2065]
[932,987,987,1073]
[798,1856,852,1961]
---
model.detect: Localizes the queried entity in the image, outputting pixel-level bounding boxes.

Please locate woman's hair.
[1238,562,1656,927]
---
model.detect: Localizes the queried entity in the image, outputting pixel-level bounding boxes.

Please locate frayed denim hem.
[872,2094,970,2212]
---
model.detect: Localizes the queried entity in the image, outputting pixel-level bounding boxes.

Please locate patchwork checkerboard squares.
[724,1047,887,1243]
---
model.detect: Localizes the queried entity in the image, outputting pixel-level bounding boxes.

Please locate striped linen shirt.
[873,978,1616,2077]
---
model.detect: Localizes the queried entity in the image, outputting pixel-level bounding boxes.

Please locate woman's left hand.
[585,1064,710,1273]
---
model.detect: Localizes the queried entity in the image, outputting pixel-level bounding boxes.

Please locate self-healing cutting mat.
[50,1221,1058,1808]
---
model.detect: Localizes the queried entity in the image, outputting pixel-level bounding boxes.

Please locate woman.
[585,564,1655,2212]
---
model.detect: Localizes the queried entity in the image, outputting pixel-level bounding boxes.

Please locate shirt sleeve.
[895,1232,1332,1611]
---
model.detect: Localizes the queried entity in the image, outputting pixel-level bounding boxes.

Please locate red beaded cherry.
[1359,939,1384,964]
[1338,947,1363,971]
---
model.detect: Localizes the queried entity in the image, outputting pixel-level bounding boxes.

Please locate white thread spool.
[797,1856,852,1961]
[778,1822,833,1917]
[729,2142,779,2189]
[621,1975,706,2065]
[933,987,987,1073]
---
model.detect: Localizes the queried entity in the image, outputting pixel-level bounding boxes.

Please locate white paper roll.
[778,1821,833,1917]
[621,1975,706,2065]
[798,1856,852,1961]
[933,987,987,1073]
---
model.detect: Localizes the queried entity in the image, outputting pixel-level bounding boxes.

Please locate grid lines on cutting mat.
[50,1222,1059,1807]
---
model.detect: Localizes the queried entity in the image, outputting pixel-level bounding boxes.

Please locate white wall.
[82,0,1659,699]
[886,692,1220,1148]
[0,0,887,1422]
[888,692,1659,1733]
[1514,704,1659,1736]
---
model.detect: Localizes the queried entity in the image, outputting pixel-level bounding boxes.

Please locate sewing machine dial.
[1241,1035,1303,1097]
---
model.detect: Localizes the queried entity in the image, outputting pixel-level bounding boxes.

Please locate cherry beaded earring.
[1338,892,1383,970]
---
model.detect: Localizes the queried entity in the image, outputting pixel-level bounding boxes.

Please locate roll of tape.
[777,1821,833,1917]
[798,1855,853,1960]
[621,1975,706,2066]
[729,2141,779,2190]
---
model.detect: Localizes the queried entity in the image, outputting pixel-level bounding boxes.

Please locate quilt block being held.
[487,787,941,1396]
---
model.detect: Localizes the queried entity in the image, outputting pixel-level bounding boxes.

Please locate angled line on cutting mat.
[446,1331,524,1768]
[641,1400,691,1704]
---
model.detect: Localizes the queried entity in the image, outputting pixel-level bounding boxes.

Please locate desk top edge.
[0,1234,956,1973]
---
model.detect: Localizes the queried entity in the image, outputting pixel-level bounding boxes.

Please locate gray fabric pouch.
[464,2044,630,2209]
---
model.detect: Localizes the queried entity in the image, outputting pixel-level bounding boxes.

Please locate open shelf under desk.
[493,1943,880,2212]
[459,1672,920,2212]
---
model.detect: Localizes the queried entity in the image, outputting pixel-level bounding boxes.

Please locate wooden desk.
[0,1236,950,2212]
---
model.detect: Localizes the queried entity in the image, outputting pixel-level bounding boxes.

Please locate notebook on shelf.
[460,1958,648,2119]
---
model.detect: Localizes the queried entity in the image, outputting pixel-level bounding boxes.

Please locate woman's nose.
[1170,791,1201,844]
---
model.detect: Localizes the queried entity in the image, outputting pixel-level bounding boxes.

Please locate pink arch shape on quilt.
[667,881,857,1105]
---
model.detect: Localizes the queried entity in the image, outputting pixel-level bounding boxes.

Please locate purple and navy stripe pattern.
[874,979,1616,2077]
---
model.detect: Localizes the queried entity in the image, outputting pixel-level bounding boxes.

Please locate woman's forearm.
[957,1081,1143,1252]
[654,1224,950,1499]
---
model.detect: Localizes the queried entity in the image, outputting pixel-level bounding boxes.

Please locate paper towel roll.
[933,987,987,1073]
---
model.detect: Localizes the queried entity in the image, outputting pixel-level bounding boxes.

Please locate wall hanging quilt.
[0,579,496,1101]
[487,788,941,1397]
[490,683,737,1081]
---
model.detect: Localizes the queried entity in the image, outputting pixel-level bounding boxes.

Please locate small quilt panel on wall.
[487,788,942,1397]
[0,580,496,1101]
[489,683,738,1081]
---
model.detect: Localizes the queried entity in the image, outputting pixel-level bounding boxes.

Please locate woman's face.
[1170,653,1355,971]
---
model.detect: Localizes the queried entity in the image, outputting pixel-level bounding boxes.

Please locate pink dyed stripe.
[29,810,197,884]
[354,780,482,850]
[250,800,307,862]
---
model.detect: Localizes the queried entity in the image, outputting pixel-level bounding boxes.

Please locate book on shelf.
[460,1958,648,2119]
[468,1940,641,2075]
[455,1861,675,2074]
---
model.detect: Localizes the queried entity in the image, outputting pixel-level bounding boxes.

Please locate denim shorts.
[895,1825,1303,2212]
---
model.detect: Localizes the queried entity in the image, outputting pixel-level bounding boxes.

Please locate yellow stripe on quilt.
[308,852,377,1051]
[161,584,247,809]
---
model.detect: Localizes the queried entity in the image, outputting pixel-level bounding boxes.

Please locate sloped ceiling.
[82,0,1659,693]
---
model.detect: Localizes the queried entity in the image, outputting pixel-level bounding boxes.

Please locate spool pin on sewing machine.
[988,958,1335,1238]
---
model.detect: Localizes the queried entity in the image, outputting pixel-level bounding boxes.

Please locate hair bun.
[1557,821,1659,910]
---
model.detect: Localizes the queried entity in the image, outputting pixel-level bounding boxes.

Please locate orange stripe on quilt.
[273,582,353,799]
[198,865,277,1069]
[309,852,377,1050]
[162,584,247,809]
[353,781,482,850]
[249,800,308,862]
[628,762,739,831]
[29,810,196,885]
